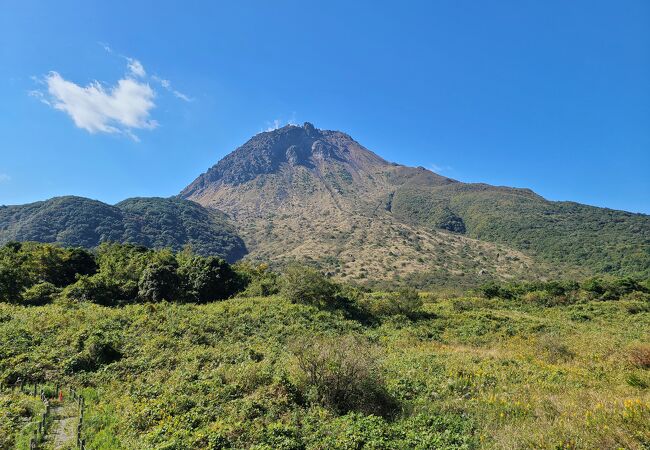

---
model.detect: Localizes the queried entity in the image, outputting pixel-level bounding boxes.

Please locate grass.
[0,294,649,449]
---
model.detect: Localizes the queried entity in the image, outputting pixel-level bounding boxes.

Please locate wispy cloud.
[151,75,192,102]
[263,114,298,132]
[429,163,453,174]
[265,119,282,131]
[0,174,11,183]
[127,58,146,78]
[29,44,192,141]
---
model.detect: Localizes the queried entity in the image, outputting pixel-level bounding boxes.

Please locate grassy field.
[1,291,649,449]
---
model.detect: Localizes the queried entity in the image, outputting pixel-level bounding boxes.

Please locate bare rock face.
[286,145,300,165]
[311,140,332,160]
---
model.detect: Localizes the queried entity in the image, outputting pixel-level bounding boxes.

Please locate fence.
[71,387,88,450]
[0,379,88,449]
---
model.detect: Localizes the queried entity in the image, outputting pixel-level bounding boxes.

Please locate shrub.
[236,263,280,297]
[451,298,477,312]
[61,275,123,306]
[66,333,122,373]
[392,288,423,317]
[522,290,563,307]
[477,281,516,299]
[21,282,59,306]
[629,345,650,369]
[536,334,574,362]
[292,335,395,416]
[281,265,338,308]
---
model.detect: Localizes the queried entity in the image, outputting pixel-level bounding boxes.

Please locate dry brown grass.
[629,344,650,369]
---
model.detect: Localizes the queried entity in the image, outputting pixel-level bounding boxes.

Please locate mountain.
[181,122,649,286]
[0,196,246,262]
[3,123,647,286]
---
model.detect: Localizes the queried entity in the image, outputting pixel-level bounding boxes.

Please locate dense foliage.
[0,242,244,306]
[0,196,247,262]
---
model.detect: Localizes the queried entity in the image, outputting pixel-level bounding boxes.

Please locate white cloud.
[38,71,157,140]
[0,174,11,183]
[99,42,112,53]
[32,45,192,140]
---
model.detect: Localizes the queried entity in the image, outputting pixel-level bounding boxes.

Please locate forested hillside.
[0,196,246,262]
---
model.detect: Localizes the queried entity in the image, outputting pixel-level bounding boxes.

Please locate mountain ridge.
[0,196,246,262]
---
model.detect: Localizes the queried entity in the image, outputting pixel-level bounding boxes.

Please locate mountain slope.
[181,122,649,285]
[391,184,650,278]
[0,196,246,262]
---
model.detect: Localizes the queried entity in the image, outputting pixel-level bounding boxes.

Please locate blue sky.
[1,1,649,213]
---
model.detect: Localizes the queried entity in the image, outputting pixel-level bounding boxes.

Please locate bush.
[392,288,423,317]
[281,265,339,308]
[521,290,570,307]
[61,275,123,306]
[477,281,516,299]
[236,263,280,297]
[66,333,122,373]
[21,282,59,306]
[368,288,424,318]
[536,334,574,362]
[582,277,648,300]
[292,335,395,416]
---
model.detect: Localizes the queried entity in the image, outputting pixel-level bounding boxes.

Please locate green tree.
[138,263,180,302]
[179,256,242,302]
[0,264,28,303]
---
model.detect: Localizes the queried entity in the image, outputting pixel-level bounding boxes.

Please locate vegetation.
[0,242,649,448]
[0,242,244,306]
[0,196,247,262]
[391,185,650,279]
